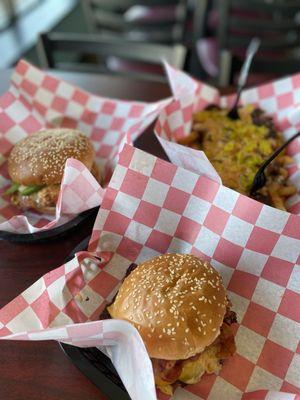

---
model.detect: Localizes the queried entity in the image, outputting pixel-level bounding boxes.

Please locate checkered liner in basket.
[155,63,300,215]
[0,60,171,233]
[0,144,299,400]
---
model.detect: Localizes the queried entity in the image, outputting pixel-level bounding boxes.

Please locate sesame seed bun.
[108,254,227,360]
[8,128,95,186]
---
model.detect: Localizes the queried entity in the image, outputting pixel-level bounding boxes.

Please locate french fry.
[278,155,295,165]
[177,131,198,145]
[278,186,297,197]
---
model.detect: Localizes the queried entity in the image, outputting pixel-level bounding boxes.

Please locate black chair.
[36,32,186,82]
[81,0,188,44]
[190,0,210,45]
[184,0,212,79]
[217,0,300,86]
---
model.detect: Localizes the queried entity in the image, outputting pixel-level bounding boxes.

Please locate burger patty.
[11,162,100,213]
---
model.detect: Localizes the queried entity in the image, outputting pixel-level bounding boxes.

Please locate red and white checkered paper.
[0,60,171,233]
[155,64,300,214]
[0,144,299,400]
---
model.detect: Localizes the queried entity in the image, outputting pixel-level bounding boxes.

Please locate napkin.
[0,144,299,400]
[155,63,300,214]
[0,60,171,233]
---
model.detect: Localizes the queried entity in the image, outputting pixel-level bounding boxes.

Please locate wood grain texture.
[0,70,171,400]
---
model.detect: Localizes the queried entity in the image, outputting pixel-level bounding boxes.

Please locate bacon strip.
[152,309,237,388]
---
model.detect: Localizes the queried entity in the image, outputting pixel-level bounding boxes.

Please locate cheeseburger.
[5,128,99,214]
[108,254,237,395]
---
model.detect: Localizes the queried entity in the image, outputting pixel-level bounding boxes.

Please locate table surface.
[0,68,171,400]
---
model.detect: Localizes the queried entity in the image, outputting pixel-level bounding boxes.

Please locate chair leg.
[192,0,209,42]
[81,0,97,33]
[36,35,51,69]
[219,49,232,87]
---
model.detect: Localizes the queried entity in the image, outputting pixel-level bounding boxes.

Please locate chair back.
[37,32,186,82]
[81,0,188,44]
[217,0,300,85]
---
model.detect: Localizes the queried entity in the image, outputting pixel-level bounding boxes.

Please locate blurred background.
[1,0,300,86]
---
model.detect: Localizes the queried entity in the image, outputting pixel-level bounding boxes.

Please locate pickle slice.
[20,185,45,196]
[4,182,20,195]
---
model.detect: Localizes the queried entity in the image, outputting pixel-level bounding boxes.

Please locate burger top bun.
[108,254,227,360]
[8,128,94,186]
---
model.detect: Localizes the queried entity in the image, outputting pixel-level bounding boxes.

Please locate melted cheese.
[179,344,221,384]
[155,376,173,396]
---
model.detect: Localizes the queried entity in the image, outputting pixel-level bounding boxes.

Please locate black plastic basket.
[60,236,130,400]
[0,207,99,243]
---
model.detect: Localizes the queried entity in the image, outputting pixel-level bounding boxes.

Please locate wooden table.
[0,69,171,400]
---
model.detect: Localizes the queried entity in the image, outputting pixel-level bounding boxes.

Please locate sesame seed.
[114,254,224,343]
